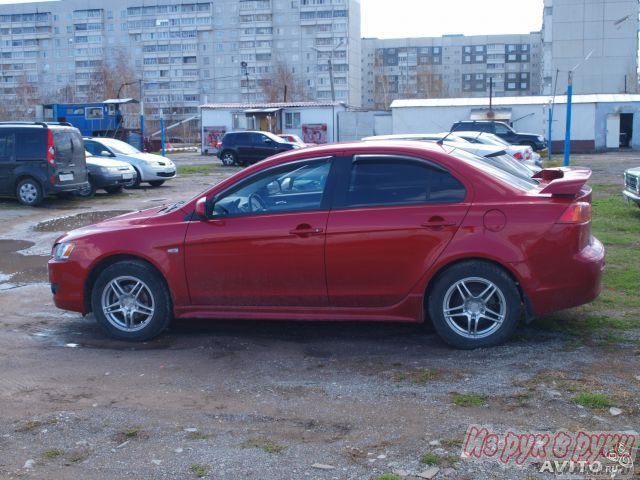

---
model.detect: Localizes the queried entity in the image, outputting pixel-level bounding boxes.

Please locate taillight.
[513,151,523,160]
[557,202,591,223]
[47,130,55,167]
[215,140,222,148]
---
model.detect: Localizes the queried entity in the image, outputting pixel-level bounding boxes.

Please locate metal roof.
[200,101,345,109]
[391,94,640,108]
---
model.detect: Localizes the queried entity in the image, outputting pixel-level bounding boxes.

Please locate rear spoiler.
[534,168,592,196]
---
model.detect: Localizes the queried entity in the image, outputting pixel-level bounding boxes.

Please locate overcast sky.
[0,0,545,38]
[360,0,543,38]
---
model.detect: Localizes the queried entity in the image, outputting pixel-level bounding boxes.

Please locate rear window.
[448,148,538,191]
[53,130,84,163]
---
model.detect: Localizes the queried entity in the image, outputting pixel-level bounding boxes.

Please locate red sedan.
[48,141,604,348]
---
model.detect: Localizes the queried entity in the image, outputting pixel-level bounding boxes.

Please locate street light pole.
[139,79,144,151]
[563,70,573,167]
[328,58,335,102]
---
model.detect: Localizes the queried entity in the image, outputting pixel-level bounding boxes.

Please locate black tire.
[220,150,237,166]
[76,179,96,198]
[125,168,142,188]
[427,261,521,349]
[91,261,172,341]
[148,180,165,187]
[104,185,123,194]
[16,178,43,206]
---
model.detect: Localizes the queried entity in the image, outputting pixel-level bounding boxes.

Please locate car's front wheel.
[427,261,520,349]
[104,185,123,194]
[148,180,164,187]
[16,178,43,206]
[91,261,172,341]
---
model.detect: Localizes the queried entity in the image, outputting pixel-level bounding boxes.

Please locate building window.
[285,112,301,129]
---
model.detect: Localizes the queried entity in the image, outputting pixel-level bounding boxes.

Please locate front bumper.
[48,258,89,314]
[623,189,640,206]
[139,164,176,182]
[92,171,137,189]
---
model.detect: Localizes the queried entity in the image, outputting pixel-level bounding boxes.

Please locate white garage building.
[390,94,640,152]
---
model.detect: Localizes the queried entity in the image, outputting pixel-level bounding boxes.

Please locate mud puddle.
[0,240,48,289]
[33,210,132,232]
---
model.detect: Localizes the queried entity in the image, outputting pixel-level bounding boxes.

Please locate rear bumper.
[515,237,605,316]
[46,180,91,194]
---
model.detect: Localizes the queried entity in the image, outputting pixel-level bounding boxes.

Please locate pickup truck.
[451,120,547,152]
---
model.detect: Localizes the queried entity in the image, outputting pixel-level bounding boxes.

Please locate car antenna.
[437,125,460,146]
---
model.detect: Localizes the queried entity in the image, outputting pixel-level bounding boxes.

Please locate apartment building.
[0,0,362,122]
[361,33,543,110]
[541,0,639,95]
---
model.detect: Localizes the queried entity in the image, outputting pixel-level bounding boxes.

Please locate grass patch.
[392,367,441,384]
[372,475,402,480]
[420,451,459,467]
[240,437,286,454]
[16,417,57,433]
[177,164,216,175]
[42,448,64,460]
[451,393,486,407]
[187,431,210,440]
[66,449,90,463]
[111,426,147,444]
[441,438,464,449]
[574,392,611,409]
[189,463,210,478]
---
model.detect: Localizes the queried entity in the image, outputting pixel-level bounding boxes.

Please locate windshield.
[100,139,141,155]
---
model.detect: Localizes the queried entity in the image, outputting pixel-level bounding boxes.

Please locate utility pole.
[328,58,335,102]
[241,61,250,103]
[139,79,145,151]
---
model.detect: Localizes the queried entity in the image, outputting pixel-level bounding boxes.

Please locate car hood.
[625,166,640,176]
[119,152,174,164]
[86,157,135,168]
[55,205,179,242]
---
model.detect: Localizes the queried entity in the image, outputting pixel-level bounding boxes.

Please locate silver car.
[83,137,176,187]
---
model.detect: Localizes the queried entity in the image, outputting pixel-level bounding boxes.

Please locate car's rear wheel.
[104,185,123,194]
[91,261,172,341]
[220,151,237,166]
[16,178,43,206]
[77,178,96,198]
[148,180,164,187]
[427,261,520,349]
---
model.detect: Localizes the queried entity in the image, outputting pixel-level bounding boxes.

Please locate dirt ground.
[0,151,639,480]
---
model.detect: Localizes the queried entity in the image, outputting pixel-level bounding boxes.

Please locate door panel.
[606,114,620,148]
[325,204,468,307]
[184,211,329,306]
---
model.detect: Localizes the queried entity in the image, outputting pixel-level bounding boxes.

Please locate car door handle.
[289,224,324,237]
[421,216,456,229]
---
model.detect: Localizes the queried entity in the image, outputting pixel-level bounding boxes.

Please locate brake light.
[557,202,591,223]
[513,151,523,160]
[215,140,222,149]
[47,130,55,167]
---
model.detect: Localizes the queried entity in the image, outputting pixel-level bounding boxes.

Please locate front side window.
[341,156,465,208]
[494,123,511,134]
[212,158,332,217]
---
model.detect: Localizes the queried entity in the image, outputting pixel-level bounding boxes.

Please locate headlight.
[537,135,544,142]
[100,166,120,174]
[53,242,75,261]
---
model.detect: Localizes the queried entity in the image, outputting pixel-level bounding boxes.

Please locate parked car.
[83,137,176,187]
[278,134,308,147]
[217,131,299,166]
[453,131,543,170]
[362,133,535,180]
[49,140,604,349]
[77,150,137,197]
[0,122,89,206]
[623,166,640,207]
[451,120,547,152]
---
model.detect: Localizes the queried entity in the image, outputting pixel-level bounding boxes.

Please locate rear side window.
[222,134,237,146]
[0,130,16,162]
[342,155,466,208]
[15,129,46,161]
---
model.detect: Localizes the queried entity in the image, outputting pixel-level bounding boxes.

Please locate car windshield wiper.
[159,201,184,213]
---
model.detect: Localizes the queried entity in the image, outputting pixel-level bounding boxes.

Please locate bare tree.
[260,61,306,102]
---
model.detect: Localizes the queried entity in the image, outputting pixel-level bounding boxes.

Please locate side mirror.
[195,196,207,220]
[100,150,111,157]
[264,138,272,144]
